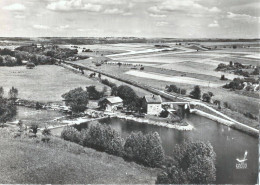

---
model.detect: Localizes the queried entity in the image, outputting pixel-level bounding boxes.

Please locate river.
[75,114,258,184]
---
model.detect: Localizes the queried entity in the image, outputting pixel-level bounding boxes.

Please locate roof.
[100,96,123,104]
[144,95,162,104]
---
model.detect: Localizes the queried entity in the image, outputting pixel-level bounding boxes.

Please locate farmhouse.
[143,95,162,115]
[99,96,123,112]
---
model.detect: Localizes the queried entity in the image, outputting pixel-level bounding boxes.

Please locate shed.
[99,96,123,112]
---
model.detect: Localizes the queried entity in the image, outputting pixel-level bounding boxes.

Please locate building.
[99,96,123,112]
[143,95,162,115]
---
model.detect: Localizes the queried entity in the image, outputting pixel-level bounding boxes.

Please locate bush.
[30,124,38,134]
[124,131,165,167]
[202,93,211,103]
[180,89,186,95]
[159,109,169,118]
[156,141,216,184]
[80,123,124,156]
[0,98,17,123]
[61,126,81,143]
[62,87,89,113]
[42,127,51,136]
[220,75,227,80]
[190,85,201,100]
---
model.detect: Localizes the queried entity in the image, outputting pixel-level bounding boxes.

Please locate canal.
[75,114,258,184]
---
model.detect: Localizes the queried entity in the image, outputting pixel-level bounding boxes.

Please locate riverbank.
[192,109,259,137]
[63,61,258,137]
[114,114,193,131]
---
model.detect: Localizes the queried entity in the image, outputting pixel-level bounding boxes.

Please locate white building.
[143,95,162,115]
[99,96,123,112]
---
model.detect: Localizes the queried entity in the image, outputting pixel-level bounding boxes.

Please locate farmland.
[66,40,259,128]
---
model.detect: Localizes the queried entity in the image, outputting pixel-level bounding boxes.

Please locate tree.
[15,53,23,65]
[117,85,138,108]
[156,165,188,184]
[190,85,201,100]
[202,93,211,103]
[111,86,118,96]
[8,87,18,100]
[86,85,104,100]
[220,75,227,80]
[156,141,216,184]
[0,87,4,98]
[42,127,51,136]
[62,87,89,113]
[159,109,169,118]
[229,61,233,66]
[124,131,165,167]
[30,124,38,134]
[0,56,3,66]
[98,73,101,78]
[0,98,17,123]
[117,62,122,67]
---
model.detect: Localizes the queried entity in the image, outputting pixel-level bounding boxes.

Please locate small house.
[143,95,162,115]
[99,96,123,112]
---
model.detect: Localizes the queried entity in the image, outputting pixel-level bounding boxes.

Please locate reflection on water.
[76,114,258,184]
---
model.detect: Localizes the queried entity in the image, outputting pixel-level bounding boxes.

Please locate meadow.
[0,65,105,102]
[0,129,158,184]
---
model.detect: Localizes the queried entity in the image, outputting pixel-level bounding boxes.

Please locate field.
[68,41,259,126]
[11,106,65,127]
[0,129,158,184]
[0,65,105,102]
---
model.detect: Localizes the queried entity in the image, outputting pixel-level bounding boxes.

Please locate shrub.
[30,124,38,134]
[0,98,17,123]
[180,89,186,95]
[61,126,81,143]
[42,127,51,136]
[9,87,18,100]
[223,102,229,109]
[124,131,165,167]
[80,123,124,156]
[156,141,216,184]
[220,75,227,80]
[156,165,188,184]
[190,85,201,100]
[62,87,89,113]
[202,93,211,103]
[159,109,169,118]
[208,91,214,97]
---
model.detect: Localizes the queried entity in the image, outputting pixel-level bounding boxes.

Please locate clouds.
[46,0,102,12]
[156,21,168,27]
[227,12,260,23]
[208,20,219,27]
[33,25,50,29]
[148,0,221,16]
[0,0,259,38]
[46,0,134,14]
[2,3,26,11]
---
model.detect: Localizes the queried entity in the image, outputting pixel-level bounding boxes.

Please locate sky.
[0,0,259,38]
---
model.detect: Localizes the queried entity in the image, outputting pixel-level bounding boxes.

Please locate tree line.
[61,123,216,184]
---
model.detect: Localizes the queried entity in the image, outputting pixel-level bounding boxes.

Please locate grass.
[0,128,159,184]
[0,65,105,102]
[12,106,65,127]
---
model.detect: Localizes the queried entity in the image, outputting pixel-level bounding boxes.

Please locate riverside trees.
[0,87,17,125]
[156,141,216,184]
[62,87,89,113]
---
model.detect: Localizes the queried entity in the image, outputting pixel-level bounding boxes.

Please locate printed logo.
[236,150,248,169]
